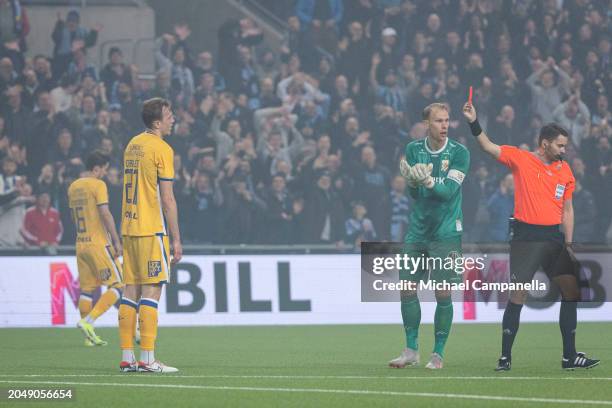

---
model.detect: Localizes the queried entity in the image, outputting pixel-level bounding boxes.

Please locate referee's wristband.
[468,118,483,137]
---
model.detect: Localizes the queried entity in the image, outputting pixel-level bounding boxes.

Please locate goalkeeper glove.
[419,163,435,188]
[400,159,419,188]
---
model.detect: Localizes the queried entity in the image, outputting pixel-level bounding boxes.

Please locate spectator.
[169,46,195,110]
[226,46,259,110]
[0,56,17,94]
[354,146,390,239]
[591,94,610,126]
[263,173,294,243]
[486,173,514,242]
[296,0,343,54]
[0,0,29,57]
[305,171,344,244]
[389,174,410,242]
[462,162,496,242]
[50,73,79,113]
[105,165,122,230]
[67,46,97,81]
[222,175,266,244]
[192,51,225,92]
[374,27,401,84]
[48,128,81,171]
[370,53,406,114]
[526,57,571,123]
[552,94,591,147]
[35,163,60,204]
[20,191,63,247]
[345,201,376,246]
[490,105,520,146]
[116,81,141,133]
[32,55,55,90]
[3,85,29,143]
[189,171,223,243]
[51,10,100,78]
[337,21,370,90]
[217,18,263,79]
[0,178,34,247]
[573,178,597,244]
[20,67,42,110]
[100,47,133,104]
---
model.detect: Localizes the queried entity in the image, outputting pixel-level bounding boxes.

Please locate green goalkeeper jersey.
[404,137,470,243]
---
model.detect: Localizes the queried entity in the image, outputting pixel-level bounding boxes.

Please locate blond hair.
[422,103,449,121]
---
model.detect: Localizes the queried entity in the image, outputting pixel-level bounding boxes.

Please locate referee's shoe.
[495,356,511,372]
[562,352,600,370]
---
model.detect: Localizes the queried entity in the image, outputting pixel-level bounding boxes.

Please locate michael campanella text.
[373,280,547,292]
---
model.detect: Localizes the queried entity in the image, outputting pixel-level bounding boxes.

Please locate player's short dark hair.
[538,123,569,146]
[85,150,110,171]
[108,46,122,59]
[142,97,171,129]
[422,103,449,120]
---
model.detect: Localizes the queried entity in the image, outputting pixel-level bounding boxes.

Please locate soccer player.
[389,103,470,369]
[68,151,124,346]
[462,101,600,370]
[118,97,182,373]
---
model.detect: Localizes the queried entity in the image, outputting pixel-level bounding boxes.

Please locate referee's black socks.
[501,301,523,360]
[560,301,577,359]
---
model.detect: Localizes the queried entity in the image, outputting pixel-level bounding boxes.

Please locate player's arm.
[424,148,470,201]
[462,102,501,159]
[562,198,574,245]
[159,180,182,264]
[98,204,122,256]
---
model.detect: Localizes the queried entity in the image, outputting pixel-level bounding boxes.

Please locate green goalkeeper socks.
[433,297,453,357]
[401,297,421,350]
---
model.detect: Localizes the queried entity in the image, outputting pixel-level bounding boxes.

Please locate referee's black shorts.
[509,221,579,284]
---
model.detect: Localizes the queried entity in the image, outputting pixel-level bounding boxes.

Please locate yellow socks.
[138,298,158,353]
[118,297,138,351]
[78,293,93,318]
[89,288,121,321]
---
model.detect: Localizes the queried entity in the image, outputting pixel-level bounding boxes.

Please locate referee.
[462,101,600,371]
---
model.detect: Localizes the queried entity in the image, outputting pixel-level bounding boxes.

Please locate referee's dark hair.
[142,97,171,129]
[85,150,110,171]
[538,123,569,146]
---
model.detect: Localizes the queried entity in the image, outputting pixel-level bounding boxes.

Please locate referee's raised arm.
[462,102,501,159]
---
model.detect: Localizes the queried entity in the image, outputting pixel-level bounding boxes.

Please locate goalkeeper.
[389,103,470,370]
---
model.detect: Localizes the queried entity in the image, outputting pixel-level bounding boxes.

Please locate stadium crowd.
[0,0,610,248]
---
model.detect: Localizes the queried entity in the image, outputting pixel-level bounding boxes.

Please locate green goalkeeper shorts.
[399,237,463,284]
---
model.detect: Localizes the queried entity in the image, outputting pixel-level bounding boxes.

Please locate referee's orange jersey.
[497,145,575,225]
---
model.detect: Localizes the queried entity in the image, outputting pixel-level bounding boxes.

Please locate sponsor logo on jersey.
[555,183,565,200]
[148,261,162,277]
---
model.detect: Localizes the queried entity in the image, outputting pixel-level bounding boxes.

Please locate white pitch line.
[0,374,611,381]
[0,380,610,405]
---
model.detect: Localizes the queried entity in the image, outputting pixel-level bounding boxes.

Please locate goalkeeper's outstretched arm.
[462,102,501,160]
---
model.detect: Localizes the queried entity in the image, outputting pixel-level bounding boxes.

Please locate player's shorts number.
[71,206,86,233]
[124,168,139,205]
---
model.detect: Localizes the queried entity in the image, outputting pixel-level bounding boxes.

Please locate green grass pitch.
[1,323,610,407]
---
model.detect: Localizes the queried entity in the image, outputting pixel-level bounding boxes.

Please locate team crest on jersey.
[100,268,111,281]
[441,159,449,172]
[148,261,162,277]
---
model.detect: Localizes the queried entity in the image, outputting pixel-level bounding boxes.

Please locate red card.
[468,86,473,104]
